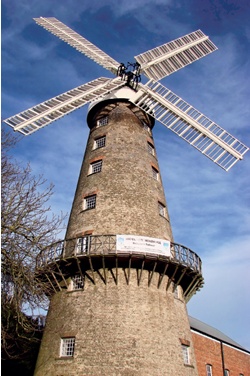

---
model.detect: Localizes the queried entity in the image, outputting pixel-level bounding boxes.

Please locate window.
[97,116,108,127]
[147,142,155,156]
[224,371,230,376]
[89,160,102,174]
[60,337,75,357]
[84,195,96,210]
[142,121,151,134]
[94,136,106,149]
[76,236,89,254]
[206,364,213,376]
[72,274,84,290]
[158,202,166,217]
[152,166,159,180]
[182,344,190,364]
[174,286,179,299]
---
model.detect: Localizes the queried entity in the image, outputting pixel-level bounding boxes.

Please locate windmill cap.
[87,86,136,113]
[87,86,155,128]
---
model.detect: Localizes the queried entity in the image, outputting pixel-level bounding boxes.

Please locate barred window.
[147,142,155,155]
[60,337,75,357]
[89,160,102,174]
[97,116,108,127]
[158,202,166,217]
[76,237,89,254]
[94,136,106,149]
[174,286,179,299]
[182,344,190,365]
[152,166,159,180]
[206,364,213,376]
[72,275,84,290]
[84,195,96,210]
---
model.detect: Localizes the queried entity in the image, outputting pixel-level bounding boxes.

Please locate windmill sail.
[130,80,248,171]
[3,17,248,170]
[34,17,120,75]
[4,77,124,135]
[136,30,217,81]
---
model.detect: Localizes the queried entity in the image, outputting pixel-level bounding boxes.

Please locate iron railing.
[37,234,202,274]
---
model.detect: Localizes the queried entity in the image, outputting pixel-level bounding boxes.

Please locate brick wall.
[35,270,198,376]
[64,101,173,250]
[191,330,250,375]
[35,99,200,375]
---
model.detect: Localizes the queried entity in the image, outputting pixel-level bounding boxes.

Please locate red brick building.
[189,316,250,376]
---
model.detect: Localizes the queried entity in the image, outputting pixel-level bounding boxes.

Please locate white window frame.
[152,166,159,180]
[182,344,190,365]
[142,121,152,134]
[174,285,179,299]
[84,195,96,210]
[97,116,108,127]
[89,159,102,174]
[158,202,166,217]
[76,237,89,254]
[60,337,75,357]
[93,136,106,150]
[147,142,155,156]
[206,364,213,376]
[72,274,84,290]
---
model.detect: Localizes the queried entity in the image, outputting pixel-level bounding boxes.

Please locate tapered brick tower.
[6,17,246,376]
[34,90,203,376]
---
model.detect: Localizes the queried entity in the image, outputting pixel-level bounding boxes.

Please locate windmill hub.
[117,61,141,89]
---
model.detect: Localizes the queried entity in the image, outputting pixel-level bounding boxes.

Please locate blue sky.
[2,0,250,350]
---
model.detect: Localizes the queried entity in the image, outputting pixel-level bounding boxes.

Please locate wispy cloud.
[188,235,250,349]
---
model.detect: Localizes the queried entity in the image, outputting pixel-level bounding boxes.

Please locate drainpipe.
[220,341,226,375]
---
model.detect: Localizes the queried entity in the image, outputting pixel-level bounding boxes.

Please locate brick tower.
[34,88,203,376]
[5,16,246,376]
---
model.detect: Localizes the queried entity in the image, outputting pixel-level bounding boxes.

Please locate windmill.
[4,17,248,171]
[4,18,249,376]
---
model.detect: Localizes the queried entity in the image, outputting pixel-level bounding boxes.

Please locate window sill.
[184,363,194,368]
[88,171,101,176]
[159,214,170,222]
[55,356,74,361]
[80,207,96,212]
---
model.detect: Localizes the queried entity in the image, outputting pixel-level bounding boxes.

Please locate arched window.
[206,364,213,376]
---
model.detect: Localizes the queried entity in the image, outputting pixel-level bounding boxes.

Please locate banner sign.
[116,235,171,256]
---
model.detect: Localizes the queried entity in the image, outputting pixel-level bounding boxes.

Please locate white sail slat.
[34,17,119,75]
[4,78,125,135]
[136,30,217,81]
[130,81,248,171]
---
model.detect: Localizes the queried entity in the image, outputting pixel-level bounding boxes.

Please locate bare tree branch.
[1,128,66,362]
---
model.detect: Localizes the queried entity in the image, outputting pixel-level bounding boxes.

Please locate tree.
[1,129,65,370]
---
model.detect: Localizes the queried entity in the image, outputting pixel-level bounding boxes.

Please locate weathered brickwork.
[65,102,173,248]
[35,270,198,376]
[35,98,200,375]
[192,331,250,375]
